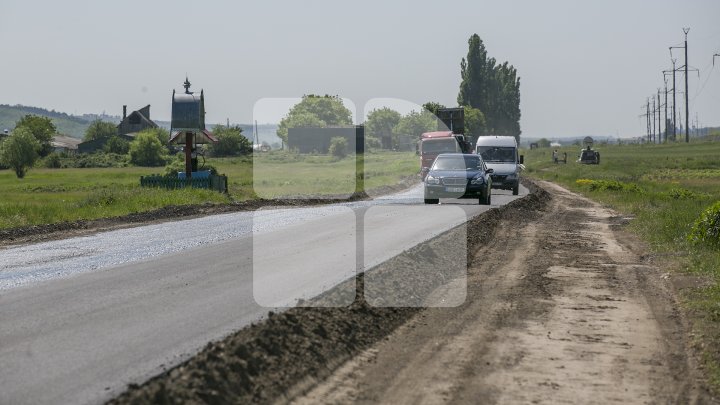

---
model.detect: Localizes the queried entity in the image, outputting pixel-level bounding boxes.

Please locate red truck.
[419,131,472,179]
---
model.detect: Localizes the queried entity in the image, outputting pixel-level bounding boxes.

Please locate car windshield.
[477,146,515,162]
[422,138,457,154]
[432,156,480,171]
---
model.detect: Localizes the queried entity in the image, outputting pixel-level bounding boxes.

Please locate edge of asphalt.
[107,179,551,404]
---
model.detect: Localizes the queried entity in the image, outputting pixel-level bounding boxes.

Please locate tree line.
[0,114,253,178]
[274,34,521,147]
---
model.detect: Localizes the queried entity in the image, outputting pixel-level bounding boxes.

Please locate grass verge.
[523,140,720,393]
[0,151,419,230]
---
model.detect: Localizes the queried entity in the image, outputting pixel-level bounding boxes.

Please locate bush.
[365,136,382,150]
[667,188,709,200]
[206,125,252,157]
[61,153,127,168]
[575,179,643,193]
[43,152,62,168]
[329,136,348,159]
[163,153,219,177]
[163,153,185,177]
[129,131,168,167]
[688,201,720,248]
[104,136,130,154]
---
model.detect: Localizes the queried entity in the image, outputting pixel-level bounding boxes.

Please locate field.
[523,140,720,388]
[0,151,418,230]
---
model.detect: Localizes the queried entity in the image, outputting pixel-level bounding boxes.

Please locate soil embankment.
[110,180,714,404]
[292,181,713,404]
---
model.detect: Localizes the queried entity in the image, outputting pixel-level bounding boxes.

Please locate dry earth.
[291,181,714,404]
[111,180,716,404]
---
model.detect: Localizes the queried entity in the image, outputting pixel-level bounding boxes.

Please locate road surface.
[0,184,528,405]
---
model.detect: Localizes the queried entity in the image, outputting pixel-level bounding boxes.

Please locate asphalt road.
[0,183,528,405]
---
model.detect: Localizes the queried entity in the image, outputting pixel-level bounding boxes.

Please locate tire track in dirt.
[290,181,712,404]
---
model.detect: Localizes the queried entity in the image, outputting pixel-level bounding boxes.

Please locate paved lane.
[0,184,528,404]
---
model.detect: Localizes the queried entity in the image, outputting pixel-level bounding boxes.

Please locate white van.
[475,135,524,195]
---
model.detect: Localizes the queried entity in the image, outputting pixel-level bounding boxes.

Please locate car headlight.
[470,176,485,185]
[426,175,440,185]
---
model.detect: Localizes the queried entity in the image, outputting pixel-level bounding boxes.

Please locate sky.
[1,0,719,139]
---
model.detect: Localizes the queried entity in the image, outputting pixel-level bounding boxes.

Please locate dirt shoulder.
[109,179,714,404]
[291,180,715,404]
[108,179,547,404]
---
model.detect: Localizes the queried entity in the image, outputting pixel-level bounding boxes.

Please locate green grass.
[524,140,720,391]
[0,167,231,229]
[212,151,417,198]
[0,151,419,229]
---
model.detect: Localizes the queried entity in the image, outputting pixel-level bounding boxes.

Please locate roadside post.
[168,77,218,179]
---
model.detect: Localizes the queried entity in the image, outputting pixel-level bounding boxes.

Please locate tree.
[389,110,438,150]
[422,102,447,117]
[206,125,252,157]
[328,136,348,159]
[276,95,353,143]
[393,110,437,138]
[463,106,487,139]
[365,108,401,146]
[458,34,521,142]
[128,130,168,166]
[0,128,40,178]
[537,138,551,148]
[14,114,56,157]
[84,119,117,141]
[141,127,170,145]
[104,135,130,154]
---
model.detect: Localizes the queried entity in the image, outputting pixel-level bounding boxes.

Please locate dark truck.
[579,146,600,164]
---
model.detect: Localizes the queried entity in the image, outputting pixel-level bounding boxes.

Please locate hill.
[0,104,118,139]
[1,104,282,146]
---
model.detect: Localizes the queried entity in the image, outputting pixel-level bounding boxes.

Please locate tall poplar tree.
[458,34,521,142]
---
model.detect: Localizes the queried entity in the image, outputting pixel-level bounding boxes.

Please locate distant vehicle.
[423,153,493,205]
[579,146,600,164]
[475,135,524,195]
[253,143,271,152]
[419,131,472,179]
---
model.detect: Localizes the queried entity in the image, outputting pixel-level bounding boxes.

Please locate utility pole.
[640,100,651,143]
[657,90,662,144]
[663,81,668,143]
[646,99,651,143]
[683,28,690,142]
[663,59,678,141]
[670,28,692,142]
[652,97,656,144]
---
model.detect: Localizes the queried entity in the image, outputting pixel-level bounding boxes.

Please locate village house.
[77,105,158,153]
[51,135,82,154]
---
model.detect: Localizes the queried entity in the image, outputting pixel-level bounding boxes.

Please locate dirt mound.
[108,180,551,404]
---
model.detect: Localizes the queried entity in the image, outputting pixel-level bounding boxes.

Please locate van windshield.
[422,138,458,154]
[477,146,516,163]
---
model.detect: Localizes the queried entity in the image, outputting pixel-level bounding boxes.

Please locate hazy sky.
[1,0,718,138]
